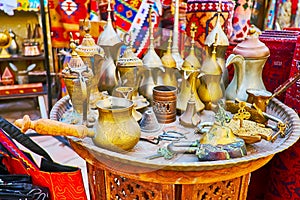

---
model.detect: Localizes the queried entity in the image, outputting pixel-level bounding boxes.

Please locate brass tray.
[50,95,300,172]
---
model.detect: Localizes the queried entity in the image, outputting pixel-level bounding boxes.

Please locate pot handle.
[14,115,94,138]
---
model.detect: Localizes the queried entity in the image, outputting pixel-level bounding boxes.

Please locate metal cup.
[152,85,177,123]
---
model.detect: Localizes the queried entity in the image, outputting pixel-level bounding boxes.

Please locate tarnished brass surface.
[177,71,204,113]
[225,55,268,101]
[62,39,94,125]
[227,119,273,144]
[116,40,143,97]
[232,25,270,58]
[140,7,164,102]
[15,97,141,152]
[246,89,272,112]
[198,45,224,109]
[94,97,141,151]
[75,20,105,108]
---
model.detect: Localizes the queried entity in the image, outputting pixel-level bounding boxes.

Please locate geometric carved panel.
[106,172,167,200]
[181,175,249,200]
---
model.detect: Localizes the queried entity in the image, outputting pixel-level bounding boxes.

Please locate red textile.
[285,33,300,114]
[49,0,89,48]
[0,128,87,200]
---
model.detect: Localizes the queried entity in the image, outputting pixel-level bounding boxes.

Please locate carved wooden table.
[50,96,300,200]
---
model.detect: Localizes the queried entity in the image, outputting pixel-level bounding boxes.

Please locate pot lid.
[142,7,164,71]
[182,23,201,72]
[76,21,104,57]
[116,39,143,67]
[97,1,122,47]
[233,25,270,58]
[68,39,85,68]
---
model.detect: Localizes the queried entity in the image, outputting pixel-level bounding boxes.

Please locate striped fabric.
[114,0,161,57]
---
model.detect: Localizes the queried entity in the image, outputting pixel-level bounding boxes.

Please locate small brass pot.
[93,97,141,151]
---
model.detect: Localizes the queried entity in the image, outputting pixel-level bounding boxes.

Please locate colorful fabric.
[264,0,277,30]
[89,0,99,21]
[114,0,161,57]
[186,0,235,46]
[0,127,88,200]
[230,0,253,42]
[285,33,300,114]
[49,0,89,48]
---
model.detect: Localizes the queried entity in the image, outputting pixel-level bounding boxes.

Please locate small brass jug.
[94,97,141,151]
[14,97,141,152]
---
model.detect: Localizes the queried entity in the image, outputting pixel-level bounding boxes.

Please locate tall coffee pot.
[225,26,270,101]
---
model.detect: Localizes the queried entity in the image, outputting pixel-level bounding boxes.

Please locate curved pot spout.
[225,54,245,100]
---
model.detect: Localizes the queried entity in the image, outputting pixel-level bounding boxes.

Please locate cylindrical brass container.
[152,85,177,123]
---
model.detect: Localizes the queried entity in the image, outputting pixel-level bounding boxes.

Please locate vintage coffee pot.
[7,29,19,55]
[204,4,229,87]
[15,96,141,152]
[225,25,270,101]
[140,7,165,103]
[62,40,93,126]
[177,23,204,113]
[97,0,123,95]
[115,36,143,97]
[0,29,11,58]
[198,43,224,110]
[75,20,105,108]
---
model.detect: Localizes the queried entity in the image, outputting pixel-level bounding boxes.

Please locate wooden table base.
[87,163,251,200]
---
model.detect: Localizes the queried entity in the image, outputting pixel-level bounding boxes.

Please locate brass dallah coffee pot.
[198,42,224,110]
[97,0,123,95]
[116,36,143,97]
[62,39,93,126]
[75,19,105,108]
[225,25,270,101]
[140,6,165,103]
[203,3,229,88]
[177,23,204,113]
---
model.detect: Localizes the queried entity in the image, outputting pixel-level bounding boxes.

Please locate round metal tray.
[50,95,300,172]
